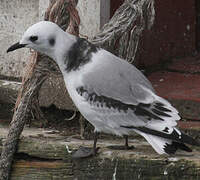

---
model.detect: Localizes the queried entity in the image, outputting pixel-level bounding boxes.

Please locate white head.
[7,21,76,61]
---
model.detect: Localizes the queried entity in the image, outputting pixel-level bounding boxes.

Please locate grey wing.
[83,51,155,105]
[79,50,180,133]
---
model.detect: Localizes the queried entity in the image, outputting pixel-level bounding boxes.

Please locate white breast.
[61,51,131,135]
[62,58,101,127]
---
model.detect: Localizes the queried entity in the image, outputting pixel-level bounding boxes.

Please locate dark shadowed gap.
[110,0,125,17]
[196,0,200,51]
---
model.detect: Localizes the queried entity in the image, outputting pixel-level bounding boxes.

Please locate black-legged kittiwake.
[7,21,200,157]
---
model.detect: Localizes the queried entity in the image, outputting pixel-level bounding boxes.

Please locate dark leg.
[93,131,99,155]
[124,135,135,150]
[107,135,135,150]
[71,131,99,158]
[124,135,129,149]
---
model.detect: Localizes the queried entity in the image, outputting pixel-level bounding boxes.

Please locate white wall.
[0,0,39,77]
[0,0,110,77]
[77,0,110,38]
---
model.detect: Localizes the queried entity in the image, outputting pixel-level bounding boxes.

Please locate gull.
[7,21,200,157]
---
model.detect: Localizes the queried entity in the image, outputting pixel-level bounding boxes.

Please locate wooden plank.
[111,0,196,66]
[148,71,200,121]
[178,121,200,130]
[11,160,73,180]
[0,126,200,179]
[73,158,200,180]
[17,138,70,160]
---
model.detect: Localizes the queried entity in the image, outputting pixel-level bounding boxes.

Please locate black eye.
[49,38,55,46]
[29,36,38,42]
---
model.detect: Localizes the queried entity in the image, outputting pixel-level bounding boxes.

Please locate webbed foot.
[72,146,100,158]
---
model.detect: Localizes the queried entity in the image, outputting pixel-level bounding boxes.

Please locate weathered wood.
[11,161,73,180]
[10,158,200,180]
[73,158,200,180]
[0,126,200,179]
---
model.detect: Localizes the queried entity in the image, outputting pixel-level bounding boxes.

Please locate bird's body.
[7,21,200,155]
[61,39,189,154]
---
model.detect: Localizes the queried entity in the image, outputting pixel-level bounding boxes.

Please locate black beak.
[7,42,27,53]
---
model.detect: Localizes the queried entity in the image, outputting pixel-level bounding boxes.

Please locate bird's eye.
[49,38,55,46]
[29,36,38,42]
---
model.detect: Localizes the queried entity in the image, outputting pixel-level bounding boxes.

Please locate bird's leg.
[124,135,135,150]
[107,135,135,150]
[92,131,99,155]
[71,131,99,158]
[79,115,85,139]
[124,135,129,149]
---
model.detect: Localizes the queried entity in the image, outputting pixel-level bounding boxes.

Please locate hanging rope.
[91,0,155,64]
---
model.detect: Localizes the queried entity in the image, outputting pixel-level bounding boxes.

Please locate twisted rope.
[0,1,79,179]
[91,0,155,63]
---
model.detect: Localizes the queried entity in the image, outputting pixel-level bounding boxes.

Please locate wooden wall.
[110,0,198,67]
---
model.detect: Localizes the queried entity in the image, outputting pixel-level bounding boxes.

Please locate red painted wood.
[178,121,200,129]
[137,0,196,66]
[148,71,200,101]
[167,55,200,73]
[110,0,197,67]
[110,0,124,17]
[147,57,200,122]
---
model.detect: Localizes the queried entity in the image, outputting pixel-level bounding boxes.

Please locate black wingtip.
[164,141,192,154]
[181,133,200,147]
[121,126,200,147]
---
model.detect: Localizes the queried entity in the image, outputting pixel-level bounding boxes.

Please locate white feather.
[17,21,190,155]
[135,130,172,154]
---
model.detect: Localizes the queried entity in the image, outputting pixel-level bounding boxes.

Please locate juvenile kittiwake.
[7,21,200,157]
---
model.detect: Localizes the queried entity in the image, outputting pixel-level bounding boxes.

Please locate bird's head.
[7,21,75,61]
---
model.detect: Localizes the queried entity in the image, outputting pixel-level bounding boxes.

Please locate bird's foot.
[71,146,100,158]
[107,145,135,150]
[124,145,135,150]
